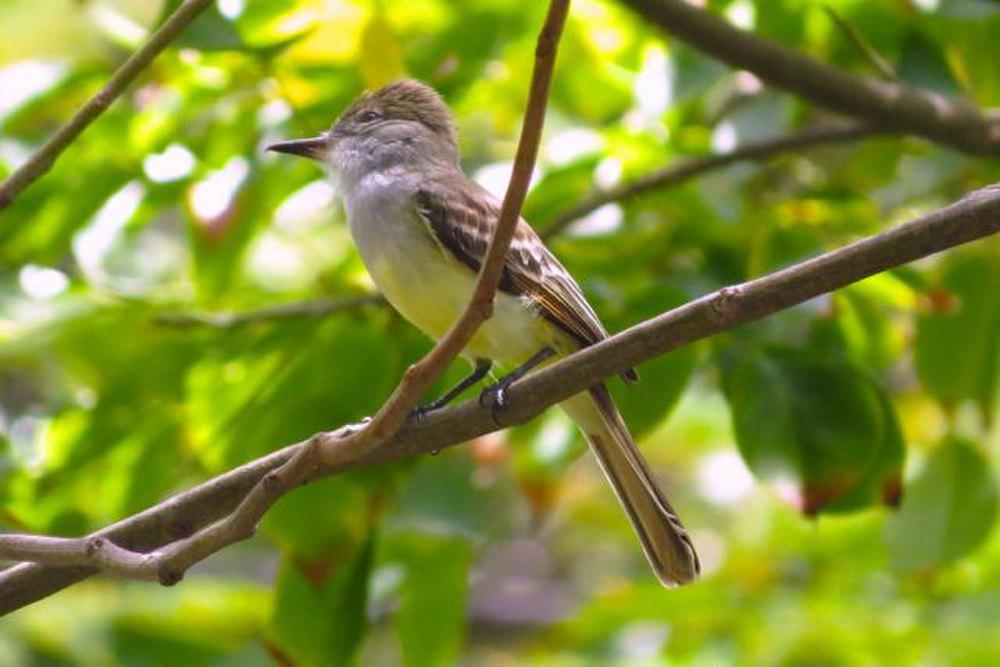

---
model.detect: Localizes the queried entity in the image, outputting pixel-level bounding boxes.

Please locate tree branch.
[616,0,1000,155]
[540,123,878,239]
[2,182,997,614]
[0,0,215,210]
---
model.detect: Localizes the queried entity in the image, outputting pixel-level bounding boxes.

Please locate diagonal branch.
[0,0,215,210]
[540,123,879,239]
[2,181,997,614]
[616,0,1000,155]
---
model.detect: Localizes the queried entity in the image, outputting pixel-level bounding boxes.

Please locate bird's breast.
[343,179,562,366]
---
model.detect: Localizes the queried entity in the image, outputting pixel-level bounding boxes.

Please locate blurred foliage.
[0,0,998,664]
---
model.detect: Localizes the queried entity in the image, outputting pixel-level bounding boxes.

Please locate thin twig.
[0,0,215,210]
[822,5,898,80]
[2,182,997,613]
[618,0,1000,155]
[154,295,386,329]
[541,123,877,239]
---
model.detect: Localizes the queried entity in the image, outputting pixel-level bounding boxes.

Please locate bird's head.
[267,79,458,180]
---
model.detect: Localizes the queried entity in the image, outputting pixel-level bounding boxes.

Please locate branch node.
[85,537,104,557]
[475,298,495,321]
[262,470,282,491]
[157,565,184,587]
[711,285,743,322]
[92,89,116,110]
[401,364,425,387]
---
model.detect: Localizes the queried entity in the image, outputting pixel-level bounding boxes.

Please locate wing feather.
[415,181,637,382]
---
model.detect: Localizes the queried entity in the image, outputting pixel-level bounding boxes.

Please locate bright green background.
[0,0,997,664]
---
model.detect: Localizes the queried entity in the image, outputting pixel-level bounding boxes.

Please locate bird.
[268,79,699,586]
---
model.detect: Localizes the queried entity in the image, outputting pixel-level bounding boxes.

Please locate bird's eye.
[356,111,382,123]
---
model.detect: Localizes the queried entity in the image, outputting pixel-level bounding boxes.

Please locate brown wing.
[415,180,638,382]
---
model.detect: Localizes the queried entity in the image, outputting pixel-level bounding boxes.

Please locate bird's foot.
[409,402,442,424]
[478,383,509,426]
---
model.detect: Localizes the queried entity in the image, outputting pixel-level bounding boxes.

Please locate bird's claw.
[478,384,507,425]
[409,404,435,423]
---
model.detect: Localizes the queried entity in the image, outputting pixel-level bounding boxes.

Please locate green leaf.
[389,451,520,540]
[261,475,373,562]
[808,289,899,371]
[927,13,1000,105]
[187,163,261,301]
[885,438,997,571]
[266,536,374,667]
[898,28,962,96]
[236,0,317,50]
[184,316,406,471]
[720,344,904,515]
[523,156,601,228]
[387,531,472,667]
[915,248,1000,420]
[157,0,245,51]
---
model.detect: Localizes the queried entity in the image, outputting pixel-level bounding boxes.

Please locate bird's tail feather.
[560,384,700,587]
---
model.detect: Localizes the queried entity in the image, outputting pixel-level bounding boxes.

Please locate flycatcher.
[268,80,699,586]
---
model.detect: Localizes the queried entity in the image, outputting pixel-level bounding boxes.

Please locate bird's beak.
[267,134,330,161]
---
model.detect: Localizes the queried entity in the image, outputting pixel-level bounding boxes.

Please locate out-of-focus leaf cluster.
[0,0,997,664]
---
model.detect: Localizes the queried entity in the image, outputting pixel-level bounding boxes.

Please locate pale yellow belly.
[346,187,575,369]
[368,246,568,367]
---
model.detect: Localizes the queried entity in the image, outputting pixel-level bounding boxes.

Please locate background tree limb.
[616,0,1000,155]
[3,181,997,615]
[540,123,878,239]
[0,0,215,210]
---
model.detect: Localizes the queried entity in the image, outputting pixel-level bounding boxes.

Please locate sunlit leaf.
[157,0,245,51]
[358,14,405,89]
[237,0,318,50]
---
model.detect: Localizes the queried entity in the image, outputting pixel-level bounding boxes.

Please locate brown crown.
[342,79,456,143]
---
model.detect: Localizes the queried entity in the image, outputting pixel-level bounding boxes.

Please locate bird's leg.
[412,358,492,421]
[480,346,556,421]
